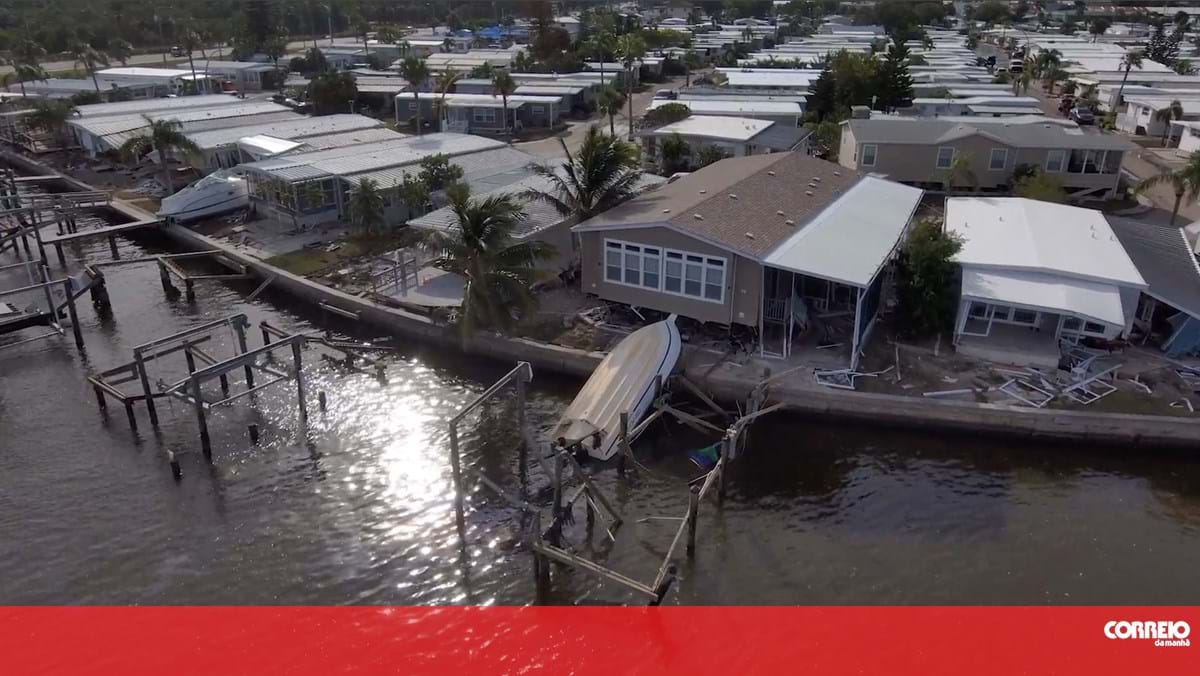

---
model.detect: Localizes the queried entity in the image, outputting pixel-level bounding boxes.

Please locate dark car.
[1070,107,1095,125]
[170,46,187,57]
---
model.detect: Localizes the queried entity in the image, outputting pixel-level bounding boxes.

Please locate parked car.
[170,46,187,57]
[654,89,677,100]
[1070,107,1095,125]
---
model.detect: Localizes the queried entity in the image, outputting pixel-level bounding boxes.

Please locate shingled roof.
[573,152,863,259]
[1108,216,1200,320]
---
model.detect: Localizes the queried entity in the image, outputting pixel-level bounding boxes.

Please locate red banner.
[2,606,1196,675]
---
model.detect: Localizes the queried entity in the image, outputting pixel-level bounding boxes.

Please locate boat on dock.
[157,170,248,223]
[551,315,681,461]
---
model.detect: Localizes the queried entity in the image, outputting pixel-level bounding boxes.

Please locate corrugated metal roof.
[1108,217,1200,320]
[245,132,504,182]
[74,94,243,119]
[347,144,536,187]
[184,114,384,150]
[299,127,406,150]
[72,101,290,138]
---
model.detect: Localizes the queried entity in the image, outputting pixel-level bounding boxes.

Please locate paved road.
[0,40,321,75]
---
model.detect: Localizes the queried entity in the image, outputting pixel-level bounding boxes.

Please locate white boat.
[552,315,682,461]
[157,169,248,223]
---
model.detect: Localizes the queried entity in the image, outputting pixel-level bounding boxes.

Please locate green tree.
[523,126,642,222]
[25,99,77,148]
[1089,18,1111,39]
[642,102,691,129]
[1133,150,1200,225]
[398,56,430,135]
[585,30,616,87]
[597,85,626,136]
[108,39,133,66]
[874,39,914,111]
[309,70,357,115]
[1154,99,1185,145]
[118,118,202,195]
[491,70,517,134]
[422,190,554,338]
[349,178,385,234]
[616,33,645,140]
[660,133,690,174]
[896,219,964,338]
[693,145,729,168]
[397,174,430,216]
[179,27,203,94]
[11,62,48,99]
[1015,172,1067,203]
[70,41,109,93]
[11,40,47,98]
[418,154,464,190]
[683,50,704,87]
[938,153,977,194]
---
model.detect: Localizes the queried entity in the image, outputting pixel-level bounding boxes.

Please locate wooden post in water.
[133,349,159,427]
[551,451,564,547]
[291,340,306,422]
[157,260,175,296]
[183,346,197,374]
[318,391,327,412]
[531,511,549,603]
[718,432,731,505]
[650,565,677,606]
[108,235,119,259]
[617,411,630,477]
[184,279,195,302]
[60,279,83,349]
[448,424,466,537]
[686,484,700,558]
[53,242,65,267]
[92,384,107,412]
[124,400,138,431]
[248,424,260,445]
[191,376,211,460]
[236,320,255,388]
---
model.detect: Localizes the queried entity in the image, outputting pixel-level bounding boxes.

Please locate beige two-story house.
[838,117,1135,200]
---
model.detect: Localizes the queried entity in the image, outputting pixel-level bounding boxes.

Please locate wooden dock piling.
[60,279,83,349]
[686,484,700,557]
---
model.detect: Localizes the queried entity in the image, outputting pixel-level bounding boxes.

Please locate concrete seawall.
[4,150,1199,449]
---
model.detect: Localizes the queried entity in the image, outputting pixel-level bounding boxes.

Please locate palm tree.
[616,33,646,140]
[492,70,517,134]
[1116,50,1144,108]
[70,41,110,93]
[522,126,642,223]
[349,178,386,234]
[435,68,462,130]
[938,153,978,194]
[179,28,203,94]
[1154,99,1185,146]
[398,56,430,136]
[1033,48,1061,79]
[25,100,78,148]
[12,40,46,98]
[108,39,134,66]
[1134,151,1200,225]
[118,118,202,196]
[12,62,48,99]
[586,30,616,87]
[422,190,554,339]
[597,85,625,136]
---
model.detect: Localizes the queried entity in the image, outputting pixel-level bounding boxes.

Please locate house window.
[1046,149,1066,172]
[473,107,496,123]
[861,143,877,167]
[606,239,725,303]
[408,101,417,110]
[989,148,1008,171]
[935,146,954,169]
[532,105,545,114]
[1061,317,1108,337]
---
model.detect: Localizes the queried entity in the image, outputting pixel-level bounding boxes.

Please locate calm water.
[2,231,1199,605]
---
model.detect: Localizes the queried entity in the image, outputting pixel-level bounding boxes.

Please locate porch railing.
[763,297,789,323]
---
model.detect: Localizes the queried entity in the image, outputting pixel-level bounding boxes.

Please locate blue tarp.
[1164,313,1200,358]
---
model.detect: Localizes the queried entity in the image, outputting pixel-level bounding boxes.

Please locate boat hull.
[158,177,249,223]
[552,316,682,460]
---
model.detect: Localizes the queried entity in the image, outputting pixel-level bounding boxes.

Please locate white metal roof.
[961,267,1129,327]
[237,135,304,157]
[184,114,383,150]
[243,132,505,182]
[946,198,1145,289]
[647,99,802,116]
[73,94,242,119]
[647,116,774,142]
[95,67,195,79]
[719,70,820,88]
[763,176,923,288]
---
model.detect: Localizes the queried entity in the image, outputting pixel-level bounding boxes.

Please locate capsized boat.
[157,169,248,223]
[552,315,681,460]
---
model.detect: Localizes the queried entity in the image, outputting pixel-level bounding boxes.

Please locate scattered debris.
[922,388,976,398]
[998,378,1055,408]
[1169,398,1195,413]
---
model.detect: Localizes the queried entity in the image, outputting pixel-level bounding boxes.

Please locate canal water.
[2,230,1199,606]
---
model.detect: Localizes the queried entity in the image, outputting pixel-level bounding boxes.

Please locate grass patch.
[265,230,424,277]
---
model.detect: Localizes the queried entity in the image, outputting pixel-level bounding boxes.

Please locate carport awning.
[961,267,1127,328]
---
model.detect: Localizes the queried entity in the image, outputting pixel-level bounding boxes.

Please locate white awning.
[763,176,922,288]
[961,267,1127,328]
[237,134,304,159]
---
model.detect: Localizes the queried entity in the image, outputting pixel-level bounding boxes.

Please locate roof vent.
[767,170,776,176]
[694,214,704,220]
[785,219,795,226]
[662,208,671,213]
[776,210,785,216]
[812,177,822,182]
[833,171,841,176]
[805,190,813,196]
[745,232,755,239]
[729,193,738,199]
[699,189,707,194]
